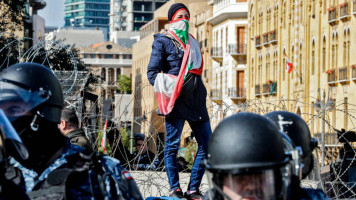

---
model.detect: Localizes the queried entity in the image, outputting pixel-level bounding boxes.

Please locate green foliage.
[183,142,198,169]
[120,127,136,152]
[0,35,21,69]
[0,0,27,33]
[117,75,132,94]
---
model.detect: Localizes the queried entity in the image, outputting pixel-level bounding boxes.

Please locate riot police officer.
[204,112,291,200]
[0,63,143,199]
[265,111,329,200]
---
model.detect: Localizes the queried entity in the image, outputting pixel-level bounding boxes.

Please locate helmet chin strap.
[30,111,44,131]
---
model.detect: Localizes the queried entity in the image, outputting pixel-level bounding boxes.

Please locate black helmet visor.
[0,81,50,121]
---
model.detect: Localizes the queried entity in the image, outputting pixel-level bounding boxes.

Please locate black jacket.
[147,33,209,121]
[66,129,92,151]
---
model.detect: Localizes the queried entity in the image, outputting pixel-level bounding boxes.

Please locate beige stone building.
[81,41,132,98]
[248,0,356,144]
[80,41,132,121]
[192,2,214,118]
[132,0,211,149]
[207,0,248,128]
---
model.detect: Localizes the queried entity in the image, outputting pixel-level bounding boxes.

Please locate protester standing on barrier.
[0,63,142,200]
[265,111,329,200]
[204,113,291,200]
[147,3,212,199]
[59,108,92,150]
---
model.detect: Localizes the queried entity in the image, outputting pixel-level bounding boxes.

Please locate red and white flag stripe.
[101,118,108,152]
[285,54,293,73]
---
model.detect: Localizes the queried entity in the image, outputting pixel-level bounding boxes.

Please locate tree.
[31,40,87,71]
[0,35,20,69]
[117,74,132,94]
[0,0,27,33]
[183,142,197,170]
[0,37,88,71]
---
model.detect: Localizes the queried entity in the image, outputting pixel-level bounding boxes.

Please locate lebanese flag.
[285,54,293,73]
[154,34,202,115]
[101,118,108,153]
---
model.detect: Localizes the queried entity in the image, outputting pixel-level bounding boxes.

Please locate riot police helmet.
[264,111,318,179]
[205,112,291,200]
[0,62,63,124]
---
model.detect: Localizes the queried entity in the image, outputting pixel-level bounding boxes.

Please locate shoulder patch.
[123,170,133,180]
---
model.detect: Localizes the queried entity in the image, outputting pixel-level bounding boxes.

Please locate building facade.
[0,0,46,47]
[64,0,110,31]
[46,27,106,47]
[80,41,132,121]
[248,0,356,146]
[109,0,169,35]
[192,2,214,123]
[208,0,248,126]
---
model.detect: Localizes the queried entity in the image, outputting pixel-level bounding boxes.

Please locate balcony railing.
[210,89,222,100]
[227,88,246,99]
[328,7,338,24]
[255,84,261,96]
[314,133,338,146]
[262,83,269,95]
[228,44,247,55]
[352,66,356,80]
[262,33,269,46]
[327,69,337,84]
[211,47,223,58]
[255,36,261,49]
[134,17,151,22]
[339,3,350,21]
[338,66,349,83]
[269,30,277,44]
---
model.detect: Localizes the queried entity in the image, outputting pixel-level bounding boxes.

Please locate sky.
[38,0,65,27]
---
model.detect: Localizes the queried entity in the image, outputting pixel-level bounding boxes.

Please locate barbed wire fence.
[1,35,355,199]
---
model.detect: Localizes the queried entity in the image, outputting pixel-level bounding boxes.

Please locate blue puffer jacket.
[147,33,209,121]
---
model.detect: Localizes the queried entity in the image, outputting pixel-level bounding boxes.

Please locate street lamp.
[312,88,335,169]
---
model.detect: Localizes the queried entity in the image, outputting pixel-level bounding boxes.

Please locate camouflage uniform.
[131,150,160,171]
[66,129,92,150]
[7,140,143,200]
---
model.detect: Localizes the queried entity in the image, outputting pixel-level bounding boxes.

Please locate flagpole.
[285,53,302,82]
[294,69,302,81]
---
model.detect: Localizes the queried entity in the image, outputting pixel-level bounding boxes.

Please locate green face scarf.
[169,18,190,46]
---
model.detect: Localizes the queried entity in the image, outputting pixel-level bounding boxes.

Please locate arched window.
[299,43,303,83]
[251,58,254,87]
[258,55,263,84]
[283,2,286,28]
[335,33,338,71]
[283,48,286,80]
[266,52,270,81]
[274,4,278,30]
[344,98,348,129]
[322,37,326,72]
[312,40,315,75]
[267,7,271,32]
[291,45,295,78]
[347,28,351,67]
[259,11,263,34]
[274,51,278,81]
